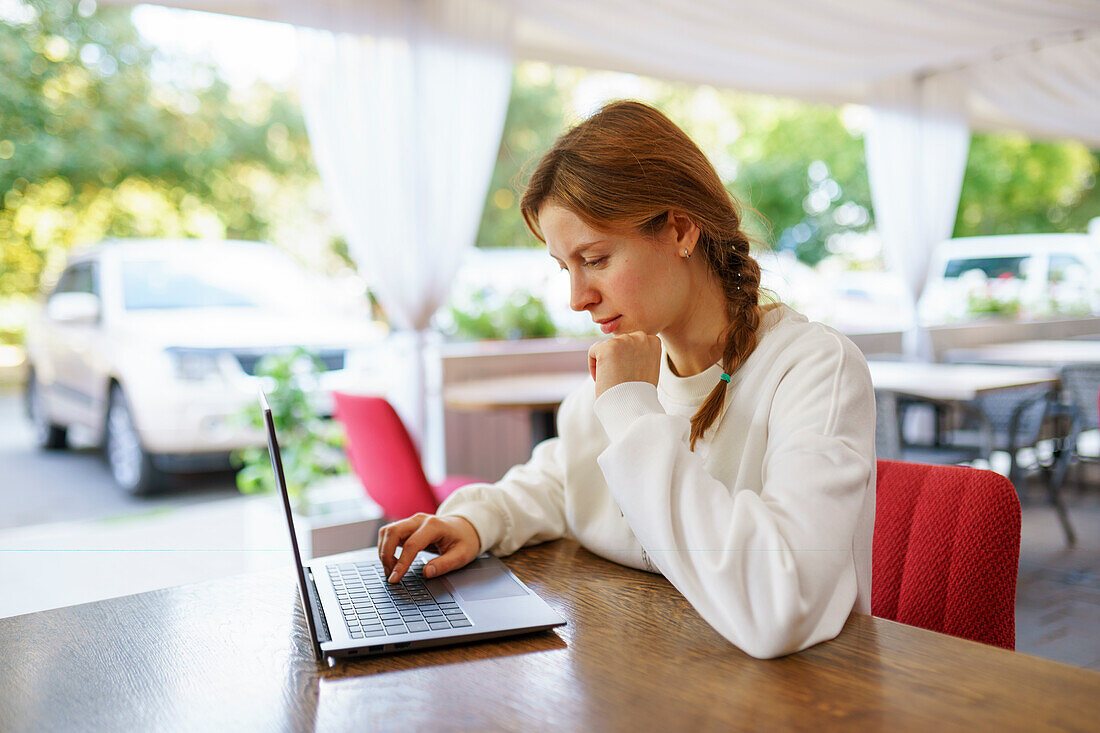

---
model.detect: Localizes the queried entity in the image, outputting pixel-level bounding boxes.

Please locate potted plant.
[234,347,382,557]
[965,273,1022,320]
[443,287,559,341]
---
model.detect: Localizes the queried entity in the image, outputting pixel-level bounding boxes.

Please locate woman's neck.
[661,278,731,378]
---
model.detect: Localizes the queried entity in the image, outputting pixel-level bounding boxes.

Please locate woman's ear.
[667,211,701,252]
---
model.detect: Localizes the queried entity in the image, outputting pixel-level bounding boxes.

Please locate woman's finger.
[387,519,446,583]
[588,342,601,380]
[378,514,428,577]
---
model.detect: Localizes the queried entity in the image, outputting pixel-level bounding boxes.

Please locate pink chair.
[332,392,483,520]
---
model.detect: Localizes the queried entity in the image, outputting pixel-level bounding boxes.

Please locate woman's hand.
[588,331,662,399]
[378,513,481,583]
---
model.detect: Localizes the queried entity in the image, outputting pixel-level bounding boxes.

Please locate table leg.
[530,409,558,450]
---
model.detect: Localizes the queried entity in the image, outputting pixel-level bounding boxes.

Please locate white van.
[918,230,1100,325]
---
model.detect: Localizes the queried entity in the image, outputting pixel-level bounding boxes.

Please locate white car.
[918,232,1100,325]
[24,239,387,494]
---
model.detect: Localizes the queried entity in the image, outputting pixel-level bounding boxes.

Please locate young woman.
[378,101,876,659]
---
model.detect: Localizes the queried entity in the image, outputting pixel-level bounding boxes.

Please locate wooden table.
[444,372,591,446]
[944,339,1100,368]
[868,361,1060,402]
[2,540,1098,731]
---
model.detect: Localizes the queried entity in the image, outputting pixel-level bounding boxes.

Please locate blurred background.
[1,0,1098,668]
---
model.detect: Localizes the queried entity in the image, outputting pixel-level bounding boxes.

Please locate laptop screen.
[259,388,324,660]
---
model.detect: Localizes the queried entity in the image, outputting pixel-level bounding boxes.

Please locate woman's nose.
[569,273,598,312]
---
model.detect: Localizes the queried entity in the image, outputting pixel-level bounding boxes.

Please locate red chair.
[332,392,483,520]
[873,459,1021,650]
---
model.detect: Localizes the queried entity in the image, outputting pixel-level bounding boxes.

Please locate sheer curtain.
[297,0,513,476]
[865,75,971,361]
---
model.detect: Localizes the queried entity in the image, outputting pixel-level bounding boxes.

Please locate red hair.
[520,101,763,450]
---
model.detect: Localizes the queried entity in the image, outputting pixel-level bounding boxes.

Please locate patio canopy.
[98,0,1100,455]
[110,0,1100,145]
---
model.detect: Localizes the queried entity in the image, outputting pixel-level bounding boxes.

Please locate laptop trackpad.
[449,567,528,601]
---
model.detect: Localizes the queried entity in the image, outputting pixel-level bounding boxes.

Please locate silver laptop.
[260,390,565,662]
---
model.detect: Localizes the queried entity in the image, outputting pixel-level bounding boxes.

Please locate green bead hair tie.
[720,372,731,383]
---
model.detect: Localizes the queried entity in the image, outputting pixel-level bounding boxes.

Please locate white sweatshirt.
[438,304,876,659]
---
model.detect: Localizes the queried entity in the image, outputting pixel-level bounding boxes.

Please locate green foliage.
[480,65,1099,268]
[0,0,317,298]
[473,64,577,251]
[445,288,557,341]
[5,1,1098,332]
[724,99,871,265]
[232,348,348,510]
[473,70,873,265]
[956,133,1099,237]
[965,292,1021,319]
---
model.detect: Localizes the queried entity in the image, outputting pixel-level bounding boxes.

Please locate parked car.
[24,239,387,494]
[917,231,1100,325]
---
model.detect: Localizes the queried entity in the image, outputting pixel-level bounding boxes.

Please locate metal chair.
[962,384,1077,545]
[1059,363,1100,482]
[874,390,992,466]
[970,384,1057,485]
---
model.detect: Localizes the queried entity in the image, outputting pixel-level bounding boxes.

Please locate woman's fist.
[588,331,662,398]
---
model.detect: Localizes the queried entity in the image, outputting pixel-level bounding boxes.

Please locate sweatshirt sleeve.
[593,335,875,659]
[436,415,569,558]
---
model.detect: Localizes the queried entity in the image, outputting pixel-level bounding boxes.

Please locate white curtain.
[865,75,971,361]
[297,0,513,473]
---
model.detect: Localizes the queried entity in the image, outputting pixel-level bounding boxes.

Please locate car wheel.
[105,384,163,495]
[26,371,68,450]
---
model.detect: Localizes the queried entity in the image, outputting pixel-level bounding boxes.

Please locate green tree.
[473,66,1099,267]
[0,0,317,298]
[472,63,578,251]
[722,98,871,264]
[956,134,1098,237]
[472,73,874,265]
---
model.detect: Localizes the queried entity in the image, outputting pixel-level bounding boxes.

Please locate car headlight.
[167,348,226,382]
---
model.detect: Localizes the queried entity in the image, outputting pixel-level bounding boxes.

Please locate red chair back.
[873,459,1020,650]
[332,392,438,519]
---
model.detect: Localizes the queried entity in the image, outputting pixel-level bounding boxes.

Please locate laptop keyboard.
[327,558,472,639]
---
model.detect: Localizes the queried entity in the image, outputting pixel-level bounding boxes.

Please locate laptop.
[260,390,565,663]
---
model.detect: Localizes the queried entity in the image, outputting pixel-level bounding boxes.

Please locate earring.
[682,249,691,259]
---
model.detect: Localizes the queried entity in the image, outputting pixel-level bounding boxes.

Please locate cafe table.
[943,339,1100,368]
[1,539,1098,731]
[866,360,1060,402]
[443,363,1062,452]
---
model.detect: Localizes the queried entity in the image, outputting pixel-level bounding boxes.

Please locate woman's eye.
[584,257,607,268]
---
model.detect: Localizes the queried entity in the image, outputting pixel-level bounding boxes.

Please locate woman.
[378,100,876,659]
